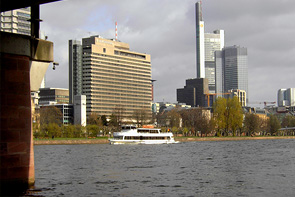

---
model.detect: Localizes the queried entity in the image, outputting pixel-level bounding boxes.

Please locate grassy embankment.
[33,137,109,145]
[33,136,295,145]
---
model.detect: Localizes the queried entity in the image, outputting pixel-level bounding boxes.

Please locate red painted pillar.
[0,53,35,193]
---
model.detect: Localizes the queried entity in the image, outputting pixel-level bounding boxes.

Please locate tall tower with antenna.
[196,1,205,78]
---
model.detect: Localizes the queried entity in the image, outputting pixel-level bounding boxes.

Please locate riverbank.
[33,136,295,145]
[33,138,109,145]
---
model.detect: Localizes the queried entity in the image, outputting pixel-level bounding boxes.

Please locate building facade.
[69,35,152,121]
[196,2,224,93]
[227,89,247,107]
[1,8,31,36]
[39,88,69,105]
[278,88,295,107]
[69,40,83,104]
[177,78,209,107]
[74,95,87,126]
[195,2,205,78]
[215,46,248,102]
[40,104,73,125]
[205,30,224,93]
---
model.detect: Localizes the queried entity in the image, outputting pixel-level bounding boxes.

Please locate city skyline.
[40,0,295,106]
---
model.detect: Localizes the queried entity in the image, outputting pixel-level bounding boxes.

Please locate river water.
[33,139,295,196]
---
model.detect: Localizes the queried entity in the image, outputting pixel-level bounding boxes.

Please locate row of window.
[84,55,151,69]
[87,99,151,106]
[85,83,150,92]
[83,78,150,87]
[88,104,151,110]
[17,12,30,18]
[87,95,151,102]
[83,59,151,74]
[123,136,170,140]
[83,88,151,96]
[90,52,150,65]
[82,74,150,85]
[87,99,150,106]
[83,64,150,77]
[114,51,146,60]
[87,107,151,114]
[82,67,150,80]
[90,92,150,99]
[83,76,151,87]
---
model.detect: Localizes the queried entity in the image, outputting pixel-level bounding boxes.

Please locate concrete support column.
[0,31,53,195]
[0,53,35,193]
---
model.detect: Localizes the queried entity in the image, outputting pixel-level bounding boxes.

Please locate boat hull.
[108,139,178,145]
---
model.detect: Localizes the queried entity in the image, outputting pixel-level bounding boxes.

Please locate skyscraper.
[69,40,83,104]
[0,8,31,36]
[69,35,152,121]
[196,2,224,93]
[278,88,295,107]
[195,1,205,78]
[205,30,224,93]
[215,46,248,102]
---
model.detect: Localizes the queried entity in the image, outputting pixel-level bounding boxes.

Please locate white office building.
[1,8,31,36]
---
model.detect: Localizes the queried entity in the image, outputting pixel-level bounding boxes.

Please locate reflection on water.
[31,139,295,196]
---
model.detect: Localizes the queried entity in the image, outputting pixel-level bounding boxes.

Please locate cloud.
[41,0,295,106]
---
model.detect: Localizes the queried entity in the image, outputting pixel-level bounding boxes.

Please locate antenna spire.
[200,0,203,20]
[115,21,118,41]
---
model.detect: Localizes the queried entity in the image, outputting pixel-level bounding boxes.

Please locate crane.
[249,101,276,107]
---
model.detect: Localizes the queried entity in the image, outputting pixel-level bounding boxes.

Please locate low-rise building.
[74,95,87,127]
[177,78,209,107]
[39,88,69,105]
[40,104,73,125]
[227,89,247,106]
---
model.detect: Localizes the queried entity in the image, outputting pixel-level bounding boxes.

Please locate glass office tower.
[215,46,248,102]
[205,30,224,93]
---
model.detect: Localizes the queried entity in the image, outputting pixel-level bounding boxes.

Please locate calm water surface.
[34,139,295,196]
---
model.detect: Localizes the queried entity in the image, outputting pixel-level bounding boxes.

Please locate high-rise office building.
[196,2,224,93]
[69,40,83,104]
[205,30,224,93]
[0,8,31,36]
[278,88,295,107]
[215,46,248,102]
[69,35,152,121]
[195,2,205,78]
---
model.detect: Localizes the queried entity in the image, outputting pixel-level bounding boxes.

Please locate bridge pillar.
[0,53,35,193]
[0,32,53,194]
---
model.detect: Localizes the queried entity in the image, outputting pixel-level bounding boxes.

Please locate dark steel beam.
[30,4,41,38]
[0,0,61,12]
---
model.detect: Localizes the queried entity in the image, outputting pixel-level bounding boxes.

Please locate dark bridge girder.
[0,0,61,12]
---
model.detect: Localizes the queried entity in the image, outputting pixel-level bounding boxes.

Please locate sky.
[40,0,295,106]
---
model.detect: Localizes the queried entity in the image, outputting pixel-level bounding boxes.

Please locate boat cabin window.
[121,126,136,130]
[137,129,160,133]
[124,136,168,140]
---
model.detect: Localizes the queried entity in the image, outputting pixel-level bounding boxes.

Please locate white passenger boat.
[109,125,178,145]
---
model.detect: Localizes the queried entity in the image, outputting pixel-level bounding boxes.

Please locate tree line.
[157,97,295,137]
[33,106,150,138]
[33,99,295,138]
